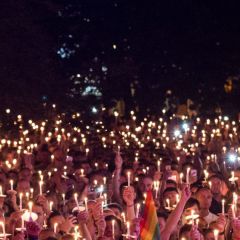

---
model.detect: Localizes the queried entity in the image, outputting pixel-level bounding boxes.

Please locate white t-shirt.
[204,211,218,224]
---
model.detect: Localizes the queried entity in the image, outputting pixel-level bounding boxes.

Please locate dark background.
[0,0,240,116]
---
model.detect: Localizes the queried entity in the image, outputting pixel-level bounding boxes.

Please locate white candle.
[213,229,219,240]
[157,160,160,171]
[84,197,88,212]
[62,193,65,205]
[136,203,140,218]
[0,221,5,237]
[39,181,43,195]
[74,193,79,210]
[222,199,225,214]
[19,193,23,211]
[127,172,131,187]
[10,180,14,191]
[112,219,115,238]
[54,223,58,234]
[0,186,2,196]
[186,167,190,184]
[49,201,53,212]
[28,201,33,217]
[126,221,130,237]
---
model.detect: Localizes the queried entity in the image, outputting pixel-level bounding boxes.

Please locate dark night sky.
[0,0,240,112]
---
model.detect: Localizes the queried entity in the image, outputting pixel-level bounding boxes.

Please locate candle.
[26,192,30,201]
[74,193,79,210]
[103,177,107,185]
[112,219,115,238]
[54,223,58,234]
[127,171,131,187]
[62,193,65,205]
[157,160,160,171]
[126,221,130,237]
[39,181,43,195]
[19,193,23,211]
[166,198,170,209]
[213,229,219,240]
[49,201,53,212]
[10,179,14,191]
[232,204,236,219]
[80,169,84,177]
[30,188,34,198]
[186,167,190,184]
[21,215,24,229]
[28,201,33,219]
[180,173,183,184]
[191,210,195,225]
[222,199,225,214]
[0,186,3,196]
[84,197,88,212]
[0,221,5,237]
[136,203,140,218]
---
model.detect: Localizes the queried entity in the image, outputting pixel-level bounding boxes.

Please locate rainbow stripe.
[140,190,160,240]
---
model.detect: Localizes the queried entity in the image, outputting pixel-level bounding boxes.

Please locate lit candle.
[191,210,195,225]
[157,160,160,171]
[39,181,43,195]
[26,192,30,201]
[10,179,14,191]
[54,223,58,234]
[103,177,107,185]
[74,193,79,210]
[49,201,53,212]
[112,219,115,238]
[222,199,225,215]
[84,197,88,212]
[186,167,190,184]
[29,188,33,199]
[127,172,131,187]
[166,198,170,209]
[28,201,33,218]
[0,221,5,237]
[62,193,65,205]
[19,193,23,211]
[126,221,130,237]
[213,229,219,240]
[0,186,3,196]
[136,203,140,218]
[80,169,84,177]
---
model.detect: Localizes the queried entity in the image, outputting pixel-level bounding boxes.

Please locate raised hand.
[77,210,89,225]
[123,186,136,206]
[60,215,77,233]
[114,152,123,170]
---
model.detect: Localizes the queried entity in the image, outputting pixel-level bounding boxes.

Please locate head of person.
[157,212,168,232]
[138,175,153,193]
[195,187,213,211]
[208,174,224,196]
[104,215,122,240]
[182,198,200,225]
[162,187,178,207]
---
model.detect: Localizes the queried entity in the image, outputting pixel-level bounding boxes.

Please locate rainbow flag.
[140,190,160,240]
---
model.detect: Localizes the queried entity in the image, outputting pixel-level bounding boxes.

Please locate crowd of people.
[0,109,240,240]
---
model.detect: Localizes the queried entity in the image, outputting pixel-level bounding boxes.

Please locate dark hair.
[157,211,168,220]
[47,211,61,227]
[179,224,192,236]
[163,187,178,197]
[184,198,200,210]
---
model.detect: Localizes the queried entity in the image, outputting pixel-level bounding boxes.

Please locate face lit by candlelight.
[138,176,153,193]
[104,217,122,239]
[196,188,212,210]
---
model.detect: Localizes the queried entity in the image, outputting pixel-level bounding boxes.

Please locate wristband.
[127,204,134,207]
